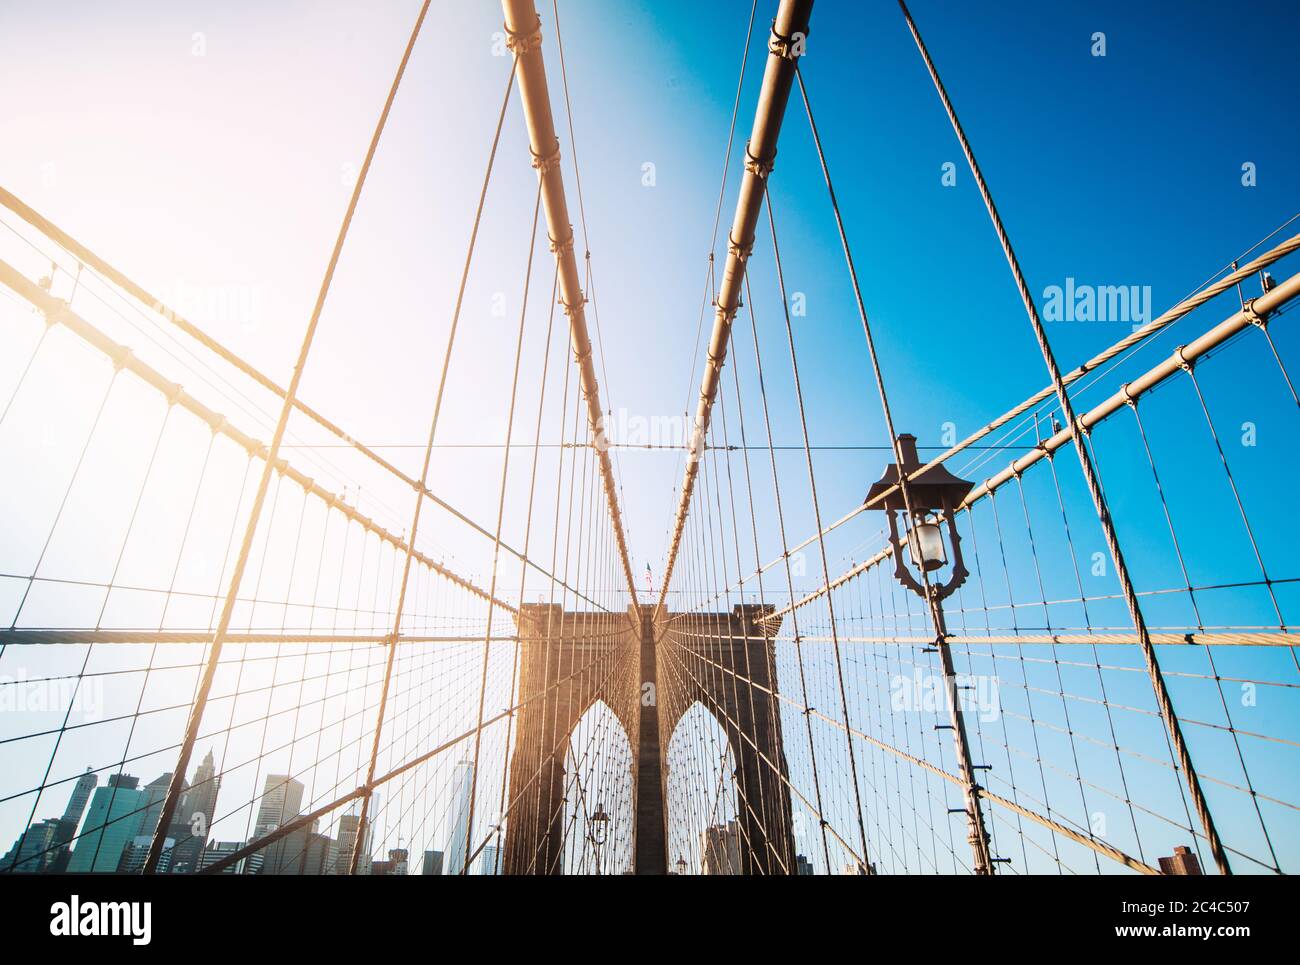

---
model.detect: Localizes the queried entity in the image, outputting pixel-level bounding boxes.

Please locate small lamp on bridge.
[866,434,974,602]
[590,803,610,845]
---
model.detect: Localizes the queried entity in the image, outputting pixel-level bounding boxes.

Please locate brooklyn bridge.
[0,0,1296,877]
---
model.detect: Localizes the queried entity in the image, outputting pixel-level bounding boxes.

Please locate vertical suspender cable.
[145,0,434,874]
[348,50,520,876]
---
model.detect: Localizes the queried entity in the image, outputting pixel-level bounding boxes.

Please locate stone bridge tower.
[502,602,792,874]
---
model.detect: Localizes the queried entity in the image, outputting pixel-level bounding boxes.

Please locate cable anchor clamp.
[549,226,575,257]
[1242,297,1267,329]
[744,141,776,179]
[531,140,562,177]
[727,232,753,261]
[768,20,809,61]
[504,16,542,55]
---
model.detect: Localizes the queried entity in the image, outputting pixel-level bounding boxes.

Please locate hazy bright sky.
[1,0,1295,581]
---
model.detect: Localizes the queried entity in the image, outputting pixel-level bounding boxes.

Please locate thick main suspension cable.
[704,231,1300,611]
[657,0,814,618]
[503,0,640,611]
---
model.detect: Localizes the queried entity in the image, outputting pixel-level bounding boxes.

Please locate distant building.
[249,774,304,875]
[168,749,220,874]
[701,822,741,875]
[62,768,98,827]
[795,854,814,875]
[334,811,372,875]
[2,767,100,873]
[478,844,500,875]
[389,847,409,876]
[50,767,99,872]
[1158,846,1203,876]
[300,832,334,875]
[197,840,246,875]
[2,819,64,873]
[443,761,475,876]
[118,834,173,873]
[372,847,409,876]
[260,822,332,875]
[422,850,444,876]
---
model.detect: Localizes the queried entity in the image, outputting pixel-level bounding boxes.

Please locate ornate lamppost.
[866,433,994,874]
[589,802,609,875]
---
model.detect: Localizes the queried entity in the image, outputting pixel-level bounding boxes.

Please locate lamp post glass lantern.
[907,515,947,572]
[866,434,974,601]
[865,432,995,875]
[590,803,609,844]
[588,802,610,874]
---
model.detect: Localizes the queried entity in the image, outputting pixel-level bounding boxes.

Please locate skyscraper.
[261,821,329,875]
[700,822,741,875]
[253,774,304,832]
[478,844,500,875]
[1,767,98,873]
[300,831,334,874]
[422,850,444,876]
[117,834,173,873]
[2,819,63,873]
[443,760,475,876]
[249,774,305,875]
[49,766,99,872]
[197,840,246,875]
[67,774,152,873]
[62,767,98,826]
[333,810,372,875]
[168,749,220,874]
